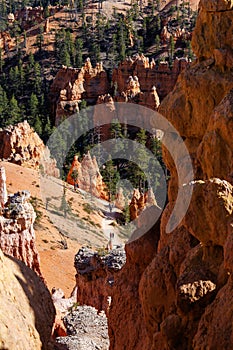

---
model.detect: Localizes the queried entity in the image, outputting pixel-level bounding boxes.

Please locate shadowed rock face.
[0,249,55,350]
[107,1,233,349]
[74,247,126,314]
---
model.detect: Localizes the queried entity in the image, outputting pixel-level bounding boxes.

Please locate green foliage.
[75,37,83,67]
[101,156,120,200]
[71,168,79,184]
[30,196,43,225]
[83,203,92,214]
[96,247,109,257]
[8,95,21,124]
[122,204,130,224]
[60,187,71,217]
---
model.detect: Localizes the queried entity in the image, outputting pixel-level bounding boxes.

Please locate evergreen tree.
[29,52,35,67]
[169,36,175,61]
[34,116,43,135]
[8,95,21,125]
[102,156,120,201]
[155,35,161,53]
[29,92,39,120]
[0,85,8,125]
[33,63,42,94]
[75,37,83,67]
[60,44,71,66]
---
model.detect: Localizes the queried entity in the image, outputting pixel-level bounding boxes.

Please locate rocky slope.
[55,305,109,350]
[107,1,233,349]
[0,248,55,350]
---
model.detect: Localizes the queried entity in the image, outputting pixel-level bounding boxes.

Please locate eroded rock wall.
[0,173,42,276]
[67,153,108,200]
[50,61,109,125]
[0,121,59,177]
[112,54,189,101]
[108,1,233,349]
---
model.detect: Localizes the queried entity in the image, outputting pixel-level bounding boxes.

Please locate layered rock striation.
[112,54,189,101]
[50,60,109,125]
[108,1,233,349]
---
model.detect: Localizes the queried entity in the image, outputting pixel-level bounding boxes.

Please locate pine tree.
[155,35,161,53]
[102,156,120,201]
[169,36,175,61]
[33,63,42,94]
[29,93,39,120]
[8,95,21,125]
[60,44,71,66]
[34,116,42,135]
[75,37,83,67]
[71,169,79,189]
[29,52,35,67]
[0,85,8,125]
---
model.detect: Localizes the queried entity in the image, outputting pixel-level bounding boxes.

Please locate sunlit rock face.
[50,60,109,125]
[0,248,55,350]
[0,121,59,177]
[67,153,108,200]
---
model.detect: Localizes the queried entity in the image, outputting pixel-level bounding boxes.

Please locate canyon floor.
[2,161,125,297]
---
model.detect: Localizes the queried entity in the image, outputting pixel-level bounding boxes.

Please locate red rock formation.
[74,247,126,314]
[129,188,158,221]
[50,59,109,125]
[66,155,81,186]
[114,187,126,211]
[67,153,108,200]
[108,1,233,349]
[14,6,60,30]
[112,53,189,101]
[0,31,14,52]
[0,169,42,276]
[0,121,59,177]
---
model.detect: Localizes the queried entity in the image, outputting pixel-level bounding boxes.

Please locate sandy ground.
[2,161,124,297]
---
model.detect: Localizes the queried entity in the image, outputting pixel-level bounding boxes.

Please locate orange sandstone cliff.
[108,1,233,349]
[67,153,108,200]
[0,121,59,177]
